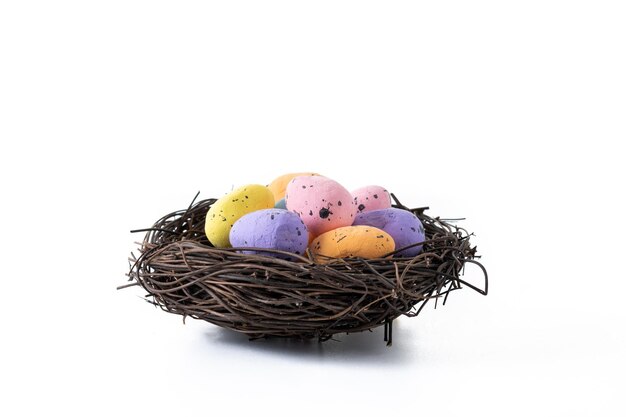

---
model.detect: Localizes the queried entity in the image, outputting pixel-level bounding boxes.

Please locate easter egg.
[285,176,356,240]
[274,198,287,209]
[310,226,395,262]
[267,172,318,201]
[230,209,309,259]
[204,184,275,247]
[352,185,392,213]
[353,208,426,257]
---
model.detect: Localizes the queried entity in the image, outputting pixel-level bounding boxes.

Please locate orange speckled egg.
[310,226,395,263]
[267,172,318,201]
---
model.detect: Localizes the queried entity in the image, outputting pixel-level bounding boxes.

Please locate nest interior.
[123,194,487,344]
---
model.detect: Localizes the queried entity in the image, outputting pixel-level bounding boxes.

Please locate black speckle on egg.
[309,210,313,216]
[302,185,306,189]
[271,214,275,220]
[297,230,301,236]
[358,204,366,212]
[295,251,300,254]
[338,201,342,206]
[377,235,384,238]
[411,227,416,232]
[373,194,378,199]
[319,208,330,218]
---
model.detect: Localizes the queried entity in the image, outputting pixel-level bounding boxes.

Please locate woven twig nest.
[123,194,487,345]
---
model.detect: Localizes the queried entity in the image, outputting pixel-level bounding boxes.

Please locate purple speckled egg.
[285,176,357,240]
[229,209,309,259]
[353,208,426,257]
[352,185,392,213]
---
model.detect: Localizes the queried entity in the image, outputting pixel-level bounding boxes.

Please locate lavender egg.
[229,209,309,259]
[353,208,426,257]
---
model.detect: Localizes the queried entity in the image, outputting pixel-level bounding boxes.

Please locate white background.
[1,1,625,416]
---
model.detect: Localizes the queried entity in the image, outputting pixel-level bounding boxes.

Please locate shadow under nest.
[123,194,488,345]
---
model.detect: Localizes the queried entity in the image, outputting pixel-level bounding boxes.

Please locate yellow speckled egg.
[205,184,275,247]
[267,172,318,201]
[310,226,395,263]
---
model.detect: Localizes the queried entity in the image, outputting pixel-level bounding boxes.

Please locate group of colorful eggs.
[204,173,426,262]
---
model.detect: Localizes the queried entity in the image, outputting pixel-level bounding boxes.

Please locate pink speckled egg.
[352,185,392,213]
[285,176,356,240]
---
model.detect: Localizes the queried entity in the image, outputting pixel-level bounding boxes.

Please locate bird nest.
[121,194,488,345]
